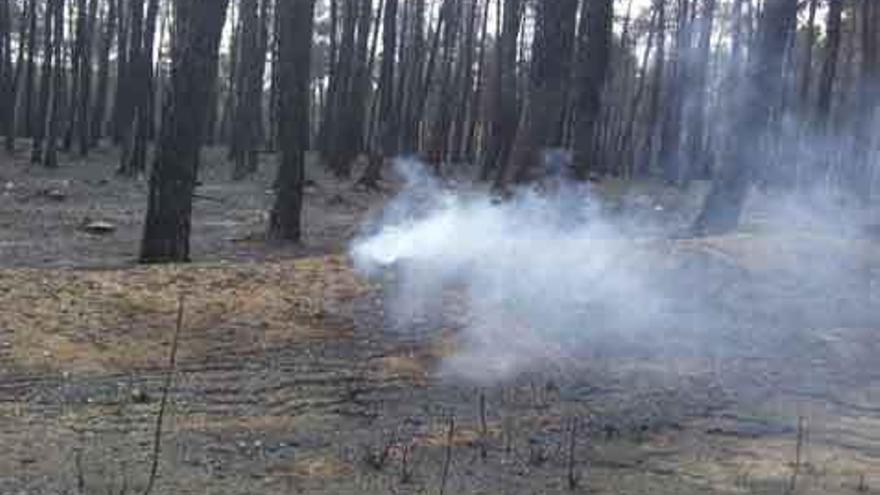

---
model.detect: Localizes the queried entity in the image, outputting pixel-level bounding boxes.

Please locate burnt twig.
[143,295,186,495]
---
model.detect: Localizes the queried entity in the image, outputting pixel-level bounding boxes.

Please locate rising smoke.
[351,159,876,385]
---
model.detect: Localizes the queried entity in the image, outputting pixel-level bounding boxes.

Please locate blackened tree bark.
[499,0,578,186]
[4,0,27,152]
[31,0,55,164]
[127,0,160,172]
[462,0,490,162]
[658,0,692,184]
[92,0,117,144]
[642,0,665,176]
[320,0,357,174]
[798,0,818,108]
[140,0,229,263]
[425,0,460,168]
[479,0,521,180]
[116,0,151,176]
[269,0,316,242]
[62,0,88,152]
[449,0,479,162]
[816,0,842,128]
[268,0,280,150]
[0,0,13,150]
[411,0,450,158]
[67,0,98,155]
[359,0,398,188]
[23,0,36,139]
[330,0,371,176]
[853,0,879,202]
[230,0,265,180]
[685,0,716,180]
[112,0,129,144]
[572,0,613,180]
[693,0,798,235]
[42,0,64,169]
[398,0,425,153]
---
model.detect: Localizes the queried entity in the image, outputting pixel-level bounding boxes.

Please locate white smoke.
[351,159,876,385]
[352,160,675,383]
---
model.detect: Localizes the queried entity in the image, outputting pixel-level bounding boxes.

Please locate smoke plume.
[351,159,875,385]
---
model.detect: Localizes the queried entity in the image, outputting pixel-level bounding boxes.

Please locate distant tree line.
[0,0,877,261]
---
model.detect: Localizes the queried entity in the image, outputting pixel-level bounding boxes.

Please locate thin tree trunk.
[359,0,399,188]
[852,0,878,202]
[92,0,117,145]
[816,0,842,128]
[642,0,665,175]
[32,0,56,164]
[684,0,716,180]
[23,0,36,138]
[112,0,129,143]
[231,0,265,180]
[63,0,87,152]
[42,0,65,169]
[798,0,818,109]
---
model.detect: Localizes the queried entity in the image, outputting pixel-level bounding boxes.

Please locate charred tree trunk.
[92,0,117,144]
[426,0,461,169]
[63,0,88,152]
[852,0,879,202]
[23,0,36,138]
[684,0,715,180]
[658,0,692,184]
[230,0,266,180]
[446,0,478,163]
[359,0,398,188]
[816,0,842,128]
[693,0,797,235]
[119,0,159,176]
[0,0,14,151]
[32,0,57,164]
[572,0,613,180]
[268,0,316,242]
[140,0,229,263]
[499,0,578,187]
[42,0,65,168]
[642,0,666,176]
[798,0,818,109]
[479,0,521,180]
[112,0,129,143]
[322,0,357,175]
[4,0,28,152]
[462,0,490,162]
[398,0,425,154]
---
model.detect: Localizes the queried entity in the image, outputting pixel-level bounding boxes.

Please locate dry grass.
[0,255,370,372]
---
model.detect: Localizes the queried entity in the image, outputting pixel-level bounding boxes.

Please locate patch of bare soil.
[1,148,879,494]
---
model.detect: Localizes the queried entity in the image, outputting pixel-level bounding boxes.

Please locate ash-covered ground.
[1,149,879,494]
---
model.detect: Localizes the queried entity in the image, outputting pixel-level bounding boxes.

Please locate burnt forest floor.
[1,144,879,494]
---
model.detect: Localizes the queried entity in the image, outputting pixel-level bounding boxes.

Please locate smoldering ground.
[352,159,878,389]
